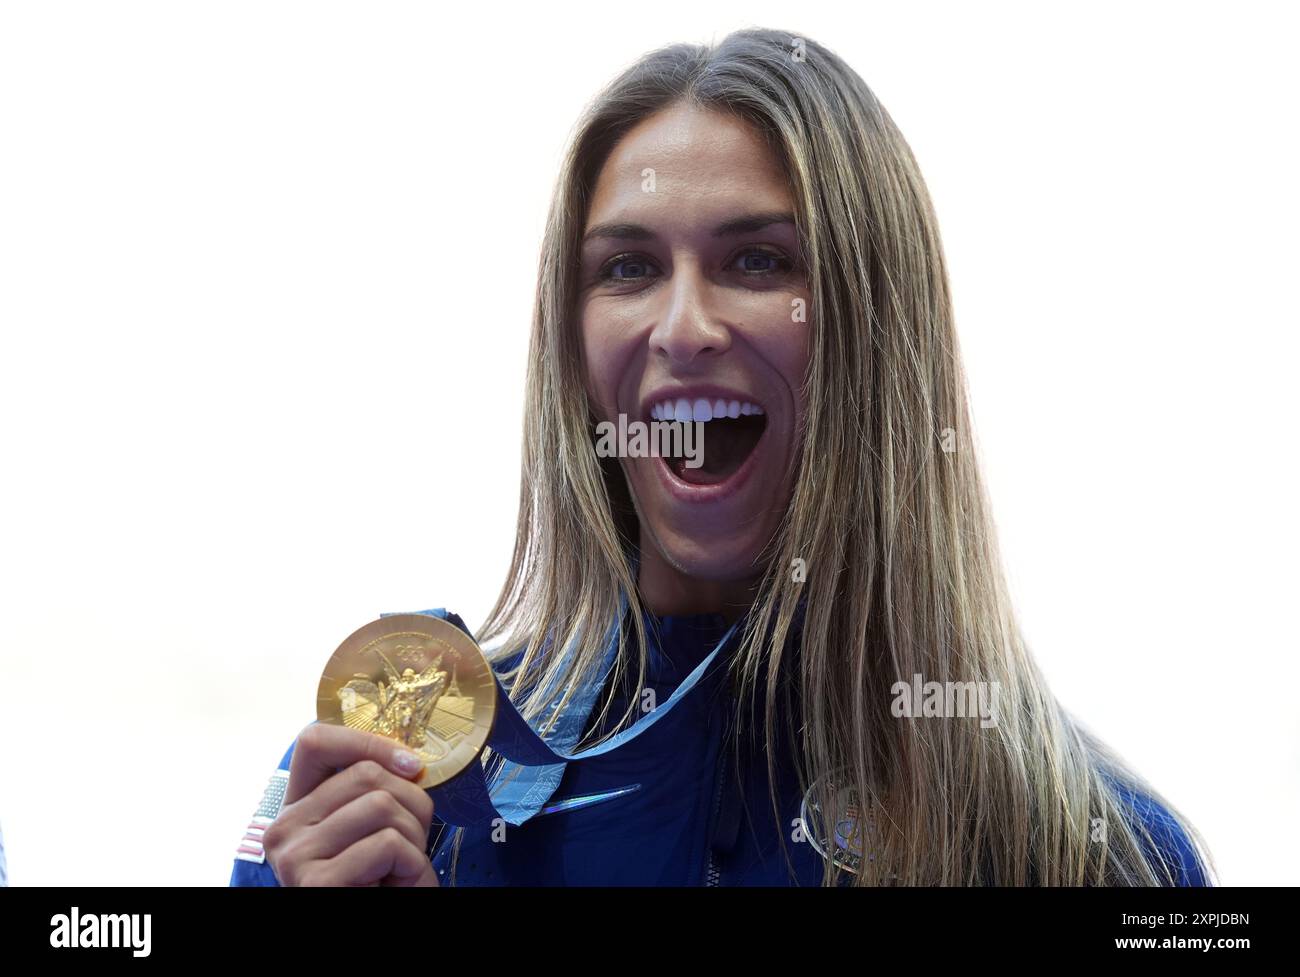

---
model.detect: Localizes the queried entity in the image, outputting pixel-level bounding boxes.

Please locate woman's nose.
[646,262,733,366]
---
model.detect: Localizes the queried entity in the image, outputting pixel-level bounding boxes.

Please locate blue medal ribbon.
[379,602,740,827]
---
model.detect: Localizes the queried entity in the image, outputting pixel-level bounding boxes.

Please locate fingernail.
[393,749,422,775]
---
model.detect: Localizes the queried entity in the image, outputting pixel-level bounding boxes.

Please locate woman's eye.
[600,256,658,282]
[732,248,793,275]
[595,247,794,285]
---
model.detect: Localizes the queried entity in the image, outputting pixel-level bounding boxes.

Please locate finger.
[298,788,429,863]
[382,866,439,887]
[304,828,431,887]
[285,723,426,805]
[285,759,434,833]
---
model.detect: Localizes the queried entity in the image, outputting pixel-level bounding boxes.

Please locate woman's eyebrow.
[581,211,796,244]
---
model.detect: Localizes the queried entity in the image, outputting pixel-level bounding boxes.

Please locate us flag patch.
[235,769,289,864]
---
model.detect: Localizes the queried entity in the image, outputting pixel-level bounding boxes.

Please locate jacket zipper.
[703,729,726,886]
[702,628,736,887]
[705,851,721,886]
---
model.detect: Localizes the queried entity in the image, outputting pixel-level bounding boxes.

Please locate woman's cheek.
[579,317,606,406]
[581,332,625,423]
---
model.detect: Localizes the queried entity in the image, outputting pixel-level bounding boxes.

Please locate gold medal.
[316,614,497,789]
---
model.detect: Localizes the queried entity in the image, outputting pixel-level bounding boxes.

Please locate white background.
[1,1,1295,886]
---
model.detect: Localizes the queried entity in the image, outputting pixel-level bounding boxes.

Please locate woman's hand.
[261,723,439,887]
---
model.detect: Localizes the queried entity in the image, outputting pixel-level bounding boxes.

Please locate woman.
[232,27,1212,887]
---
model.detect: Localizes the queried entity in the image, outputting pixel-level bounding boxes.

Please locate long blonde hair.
[459,27,1213,886]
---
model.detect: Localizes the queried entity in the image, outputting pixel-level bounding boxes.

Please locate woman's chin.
[640,522,773,586]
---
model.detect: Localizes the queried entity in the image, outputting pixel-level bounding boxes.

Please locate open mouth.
[648,397,768,487]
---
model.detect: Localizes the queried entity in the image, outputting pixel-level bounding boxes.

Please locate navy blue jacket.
[230,607,1208,886]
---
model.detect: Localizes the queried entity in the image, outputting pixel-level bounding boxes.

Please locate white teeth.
[651,396,764,422]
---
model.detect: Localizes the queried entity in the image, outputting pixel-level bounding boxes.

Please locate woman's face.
[579,101,811,610]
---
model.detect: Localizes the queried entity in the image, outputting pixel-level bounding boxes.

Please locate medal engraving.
[317,614,497,789]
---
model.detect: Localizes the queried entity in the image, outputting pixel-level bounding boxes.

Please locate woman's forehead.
[585,106,791,226]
